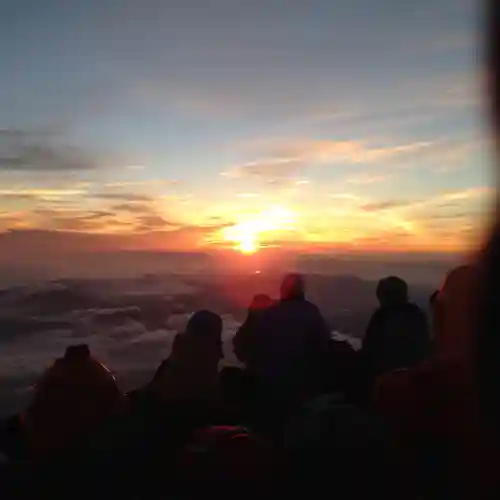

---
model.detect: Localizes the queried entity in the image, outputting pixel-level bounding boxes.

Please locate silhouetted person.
[218,296,274,421]
[320,338,360,401]
[148,310,224,406]
[233,294,274,369]
[360,276,429,398]
[373,265,482,498]
[22,344,127,460]
[251,274,331,415]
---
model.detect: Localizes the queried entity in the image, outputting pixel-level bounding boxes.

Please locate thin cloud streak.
[222,139,437,184]
[91,193,154,202]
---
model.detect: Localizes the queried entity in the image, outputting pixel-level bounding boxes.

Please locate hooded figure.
[22,344,126,459]
[360,276,429,394]
[150,310,224,405]
[233,294,274,369]
[373,265,490,498]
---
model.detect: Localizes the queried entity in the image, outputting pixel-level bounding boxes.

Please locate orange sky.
[0,0,491,257]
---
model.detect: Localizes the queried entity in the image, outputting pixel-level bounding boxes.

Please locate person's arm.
[233,320,251,364]
[147,334,183,387]
[310,304,332,350]
[303,306,332,376]
[148,359,170,387]
[360,311,382,371]
[414,308,431,359]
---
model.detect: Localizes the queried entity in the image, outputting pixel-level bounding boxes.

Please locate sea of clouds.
[0,275,363,414]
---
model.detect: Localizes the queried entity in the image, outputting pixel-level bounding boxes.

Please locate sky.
[0,0,493,256]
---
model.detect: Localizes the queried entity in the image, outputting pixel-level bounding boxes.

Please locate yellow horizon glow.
[0,183,490,255]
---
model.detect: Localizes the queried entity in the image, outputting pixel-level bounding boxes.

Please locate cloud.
[361,200,416,212]
[135,214,177,231]
[111,202,180,230]
[222,139,437,184]
[48,217,99,232]
[435,186,493,203]
[23,208,119,233]
[0,188,87,202]
[0,214,234,256]
[34,208,114,219]
[222,157,303,184]
[104,179,178,188]
[0,213,27,231]
[92,193,153,202]
[33,209,115,232]
[358,187,492,215]
[0,130,100,172]
[113,203,155,214]
[345,173,389,185]
[296,140,434,164]
[0,193,39,201]
[79,211,115,220]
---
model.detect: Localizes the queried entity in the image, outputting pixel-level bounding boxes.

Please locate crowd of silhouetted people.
[0,268,486,498]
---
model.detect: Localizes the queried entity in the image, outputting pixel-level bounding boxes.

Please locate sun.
[237,234,258,254]
[221,205,294,255]
[222,222,260,254]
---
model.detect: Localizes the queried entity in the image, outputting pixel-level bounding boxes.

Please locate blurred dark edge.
[478,0,500,441]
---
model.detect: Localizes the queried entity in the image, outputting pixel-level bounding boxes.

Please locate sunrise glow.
[0,2,488,257]
[221,205,295,254]
[238,235,258,254]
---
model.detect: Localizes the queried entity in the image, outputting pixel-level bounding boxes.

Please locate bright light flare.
[222,205,294,254]
[238,234,258,254]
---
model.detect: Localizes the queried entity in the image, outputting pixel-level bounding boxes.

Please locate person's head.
[376,276,408,307]
[64,344,91,361]
[186,310,223,340]
[249,293,273,310]
[247,294,274,318]
[280,273,305,301]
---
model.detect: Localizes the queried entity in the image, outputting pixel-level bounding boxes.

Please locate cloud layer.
[0,130,101,172]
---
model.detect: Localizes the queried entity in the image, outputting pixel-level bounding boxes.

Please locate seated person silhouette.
[210,295,274,420]
[22,344,126,460]
[147,310,224,408]
[233,293,274,370]
[359,276,430,398]
[373,265,480,498]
